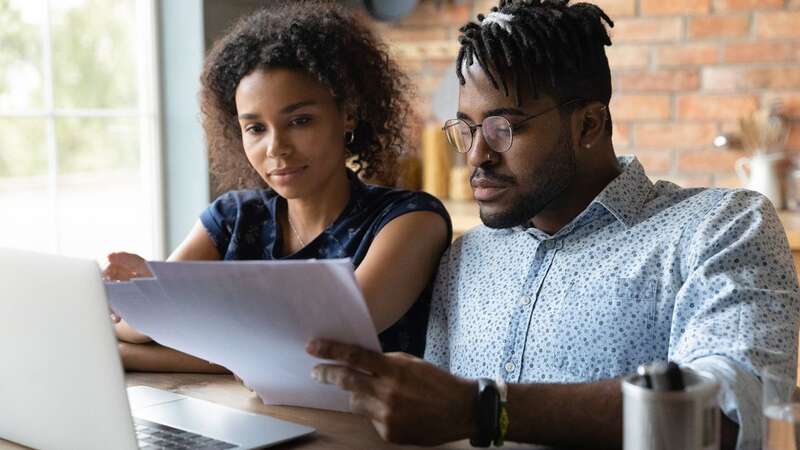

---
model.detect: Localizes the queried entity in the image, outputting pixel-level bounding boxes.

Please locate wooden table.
[0,373,549,450]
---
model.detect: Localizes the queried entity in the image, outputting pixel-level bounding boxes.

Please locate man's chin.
[478,203,529,229]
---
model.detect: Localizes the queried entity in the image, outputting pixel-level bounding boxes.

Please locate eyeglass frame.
[441,98,587,154]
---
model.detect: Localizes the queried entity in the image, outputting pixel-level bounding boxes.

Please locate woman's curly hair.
[201,0,411,192]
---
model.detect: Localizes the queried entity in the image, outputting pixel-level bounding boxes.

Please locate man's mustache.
[470,167,516,186]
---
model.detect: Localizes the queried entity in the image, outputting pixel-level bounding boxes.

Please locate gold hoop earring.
[344,130,355,145]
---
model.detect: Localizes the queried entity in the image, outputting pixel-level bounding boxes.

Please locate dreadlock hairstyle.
[201,0,411,192]
[456,0,614,131]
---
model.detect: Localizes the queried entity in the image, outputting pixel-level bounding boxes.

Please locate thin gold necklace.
[287,213,307,247]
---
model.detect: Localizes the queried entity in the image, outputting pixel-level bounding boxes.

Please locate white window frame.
[0,0,165,259]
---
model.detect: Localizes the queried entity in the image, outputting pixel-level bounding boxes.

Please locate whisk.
[738,103,789,154]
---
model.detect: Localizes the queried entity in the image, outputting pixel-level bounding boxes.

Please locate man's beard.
[480,126,576,229]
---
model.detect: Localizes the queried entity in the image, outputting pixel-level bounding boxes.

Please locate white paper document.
[105,259,381,412]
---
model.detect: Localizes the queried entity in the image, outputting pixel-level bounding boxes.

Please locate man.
[307,0,800,448]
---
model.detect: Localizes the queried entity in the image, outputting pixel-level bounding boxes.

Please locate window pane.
[55,117,139,174]
[0,0,45,110]
[56,169,154,259]
[0,117,48,177]
[0,117,53,252]
[50,0,137,109]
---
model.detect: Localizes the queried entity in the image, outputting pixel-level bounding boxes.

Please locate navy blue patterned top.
[200,169,452,357]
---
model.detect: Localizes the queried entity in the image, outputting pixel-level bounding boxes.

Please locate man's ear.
[573,102,608,150]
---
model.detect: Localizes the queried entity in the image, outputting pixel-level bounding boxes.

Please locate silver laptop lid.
[0,248,137,450]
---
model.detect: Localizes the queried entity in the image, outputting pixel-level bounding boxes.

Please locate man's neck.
[530,157,622,235]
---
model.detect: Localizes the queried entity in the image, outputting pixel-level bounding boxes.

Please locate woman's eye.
[289,116,312,127]
[244,124,265,134]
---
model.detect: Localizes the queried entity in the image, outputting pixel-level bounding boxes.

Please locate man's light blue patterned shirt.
[425,156,800,448]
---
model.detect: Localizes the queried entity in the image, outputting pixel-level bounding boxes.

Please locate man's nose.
[466,128,496,169]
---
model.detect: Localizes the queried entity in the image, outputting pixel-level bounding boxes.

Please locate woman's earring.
[344,130,355,145]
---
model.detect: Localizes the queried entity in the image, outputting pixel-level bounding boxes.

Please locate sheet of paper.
[105,259,380,411]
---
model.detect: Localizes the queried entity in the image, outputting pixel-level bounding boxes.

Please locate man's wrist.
[456,378,479,442]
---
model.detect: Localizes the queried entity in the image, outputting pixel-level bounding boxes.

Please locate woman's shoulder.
[209,188,276,212]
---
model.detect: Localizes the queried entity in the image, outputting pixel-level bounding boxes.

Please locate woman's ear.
[342,104,358,131]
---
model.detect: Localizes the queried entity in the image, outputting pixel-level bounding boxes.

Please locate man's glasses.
[442,99,584,154]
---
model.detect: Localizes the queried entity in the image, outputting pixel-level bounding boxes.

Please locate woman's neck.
[285,169,351,239]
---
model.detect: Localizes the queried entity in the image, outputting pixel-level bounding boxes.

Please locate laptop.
[0,247,315,450]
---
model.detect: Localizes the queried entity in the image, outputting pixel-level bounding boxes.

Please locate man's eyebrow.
[455,107,528,122]
[484,107,527,117]
[237,100,318,120]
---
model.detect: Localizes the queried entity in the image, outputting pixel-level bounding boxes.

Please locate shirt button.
[505,361,516,373]
[544,240,556,249]
[520,295,532,306]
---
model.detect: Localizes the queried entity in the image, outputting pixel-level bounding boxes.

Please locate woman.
[107,1,451,372]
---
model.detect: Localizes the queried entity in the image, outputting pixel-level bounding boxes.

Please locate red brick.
[630,149,673,173]
[788,123,800,151]
[702,67,739,92]
[591,0,638,17]
[714,173,744,189]
[688,15,750,39]
[714,0,784,11]
[642,0,710,15]
[606,45,651,69]
[612,122,632,148]
[397,1,471,27]
[724,42,800,64]
[677,149,744,172]
[657,44,719,66]
[677,95,759,120]
[741,67,800,90]
[615,69,701,92]
[612,18,684,43]
[755,11,800,38]
[610,95,673,120]
[373,25,450,43]
[636,123,718,148]
[659,173,715,187]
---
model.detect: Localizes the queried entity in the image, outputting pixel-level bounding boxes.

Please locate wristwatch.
[470,378,499,447]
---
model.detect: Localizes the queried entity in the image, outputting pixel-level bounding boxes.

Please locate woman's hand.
[103,251,153,281]
[103,251,154,343]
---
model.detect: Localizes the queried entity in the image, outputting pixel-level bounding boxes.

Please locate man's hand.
[307,338,476,446]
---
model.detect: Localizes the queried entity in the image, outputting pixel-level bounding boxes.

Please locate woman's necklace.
[287,213,307,247]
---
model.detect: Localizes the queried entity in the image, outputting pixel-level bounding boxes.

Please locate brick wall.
[365,0,800,189]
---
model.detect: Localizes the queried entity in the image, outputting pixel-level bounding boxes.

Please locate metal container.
[622,367,720,450]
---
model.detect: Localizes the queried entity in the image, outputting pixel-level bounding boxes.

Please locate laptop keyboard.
[134,417,238,449]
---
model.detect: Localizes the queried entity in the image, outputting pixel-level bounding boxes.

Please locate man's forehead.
[457,63,550,115]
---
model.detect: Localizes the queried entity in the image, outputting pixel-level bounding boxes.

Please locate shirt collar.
[505,155,652,239]
[591,156,653,228]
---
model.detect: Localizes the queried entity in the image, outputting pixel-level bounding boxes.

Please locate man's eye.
[289,116,312,127]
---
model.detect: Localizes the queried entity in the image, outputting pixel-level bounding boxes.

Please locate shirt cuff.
[684,355,762,450]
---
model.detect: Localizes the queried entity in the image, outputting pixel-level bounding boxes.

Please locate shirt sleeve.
[373,191,453,242]
[199,192,239,257]
[669,189,800,449]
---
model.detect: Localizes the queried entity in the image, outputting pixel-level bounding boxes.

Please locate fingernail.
[306,339,319,354]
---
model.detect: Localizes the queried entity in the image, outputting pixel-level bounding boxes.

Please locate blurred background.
[1,0,799,261]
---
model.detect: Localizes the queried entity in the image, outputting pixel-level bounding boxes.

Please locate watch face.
[363,0,418,21]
